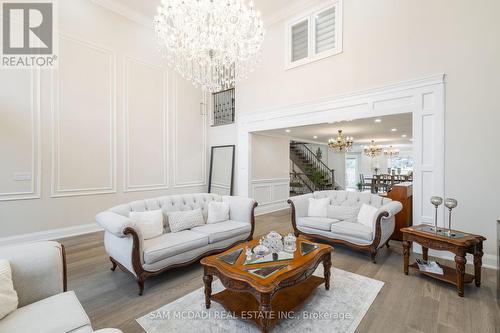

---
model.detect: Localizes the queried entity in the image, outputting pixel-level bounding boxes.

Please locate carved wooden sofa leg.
[385,240,390,248]
[137,277,145,296]
[369,248,378,263]
[110,257,117,272]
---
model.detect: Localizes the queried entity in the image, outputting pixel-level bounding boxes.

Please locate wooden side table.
[401,225,486,297]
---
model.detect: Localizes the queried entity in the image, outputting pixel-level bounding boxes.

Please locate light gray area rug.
[137,267,384,333]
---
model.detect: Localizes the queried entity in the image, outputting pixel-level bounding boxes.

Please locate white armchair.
[288,190,403,263]
[96,193,257,295]
[0,241,122,333]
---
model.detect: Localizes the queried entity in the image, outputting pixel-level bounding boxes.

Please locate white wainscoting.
[251,178,290,215]
[51,34,117,197]
[123,56,169,192]
[0,70,41,201]
[173,77,207,188]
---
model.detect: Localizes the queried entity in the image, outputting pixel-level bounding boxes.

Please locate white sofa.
[96,193,257,295]
[0,241,121,333]
[288,191,402,263]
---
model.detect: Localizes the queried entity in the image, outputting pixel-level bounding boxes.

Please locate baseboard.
[0,223,103,247]
[255,201,289,216]
[413,244,498,270]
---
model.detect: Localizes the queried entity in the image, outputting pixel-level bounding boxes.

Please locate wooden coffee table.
[401,224,486,297]
[200,236,332,333]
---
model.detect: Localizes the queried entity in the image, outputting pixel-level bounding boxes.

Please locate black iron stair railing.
[290,142,336,191]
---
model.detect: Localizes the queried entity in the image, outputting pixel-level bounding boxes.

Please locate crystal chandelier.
[383,146,400,157]
[328,130,354,151]
[153,0,265,93]
[363,140,383,158]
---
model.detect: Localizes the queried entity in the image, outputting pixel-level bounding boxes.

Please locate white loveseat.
[288,191,402,263]
[96,193,257,295]
[0,241,121,333]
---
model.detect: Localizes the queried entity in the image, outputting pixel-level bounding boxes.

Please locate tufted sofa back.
[313,190,392,208]
[108,193,221,232]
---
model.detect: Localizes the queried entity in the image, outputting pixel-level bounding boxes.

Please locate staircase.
[290,142,340,196]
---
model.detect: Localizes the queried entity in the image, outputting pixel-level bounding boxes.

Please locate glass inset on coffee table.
[416,225,468,239]
[218,248,243,265]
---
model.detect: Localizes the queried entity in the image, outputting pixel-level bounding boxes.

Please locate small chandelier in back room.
[328,130,354,151]
[363,140,383,158]
[153,0,266,93]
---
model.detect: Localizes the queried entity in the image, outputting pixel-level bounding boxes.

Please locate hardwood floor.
[60,209,500,333]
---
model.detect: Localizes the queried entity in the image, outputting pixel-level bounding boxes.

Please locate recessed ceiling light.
[313,136,318,139]
[401,134,407,138]
[285,129,291,133]
[391,128,397,132]
[374,119,382,123]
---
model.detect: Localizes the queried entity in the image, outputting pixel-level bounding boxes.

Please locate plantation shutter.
[315,7,336,53]
[291,20,308,62]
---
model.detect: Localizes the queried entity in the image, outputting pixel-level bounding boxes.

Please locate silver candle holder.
[430,196,443,233]
[444,198,458,237]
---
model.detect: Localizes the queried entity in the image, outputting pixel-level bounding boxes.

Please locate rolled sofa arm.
[222,196,257,224]
[287,193,314,218]
[96,211,133,238]
[0,241,66,308]
[379,201,403,219]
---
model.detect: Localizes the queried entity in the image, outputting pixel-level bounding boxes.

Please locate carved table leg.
[203,273,213,309]
[259,293,272,333]
[422,247,429,262]
[323,253,332,290]
[454,250,466,297]
[473,241,483,287]
[403,240,411,275]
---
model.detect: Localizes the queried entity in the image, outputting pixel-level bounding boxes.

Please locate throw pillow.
[0,259,18,320]
[167,208,205,233]
[307,198,330,218]
[357,204,379,229]
[207,201,230,224]
[327,205,360,221]
[129,210,164,240]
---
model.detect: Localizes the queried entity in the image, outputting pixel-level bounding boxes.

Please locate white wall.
[251,134,290,214]
[236,0,500,259]
[0,0,207,241]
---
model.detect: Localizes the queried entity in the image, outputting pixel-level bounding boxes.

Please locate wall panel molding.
[123,56,169,192]
[0,70,41,201]
[173,77,207,188]
[51,34,117,197]
[252,178,290,215]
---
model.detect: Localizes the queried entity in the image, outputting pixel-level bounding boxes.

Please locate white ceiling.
[257,113,414,150]
[111,0,291,21]
[109,0,294,20]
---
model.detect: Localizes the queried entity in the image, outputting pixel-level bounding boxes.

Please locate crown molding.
[90,0,152,29]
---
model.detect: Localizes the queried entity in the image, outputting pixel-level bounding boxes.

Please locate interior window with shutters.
[291,20,309,62]
[315,7,336,53]
[285,1,342,69]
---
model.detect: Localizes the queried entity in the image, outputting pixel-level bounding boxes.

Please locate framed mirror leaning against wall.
[208,145,235,196]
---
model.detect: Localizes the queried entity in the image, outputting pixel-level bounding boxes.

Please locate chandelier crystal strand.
[154,0,265,93]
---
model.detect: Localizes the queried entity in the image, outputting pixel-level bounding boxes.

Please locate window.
[286,1,342,69]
